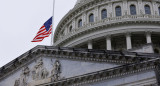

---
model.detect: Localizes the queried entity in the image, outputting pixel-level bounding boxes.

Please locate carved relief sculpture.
[14,66,30,86]
[51,60,61,81]
[32,58,48,80]
[14,79,20,86]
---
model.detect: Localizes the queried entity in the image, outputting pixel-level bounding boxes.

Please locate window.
[130,5,136,15]
[101,9,107,19]
[115,6,122,16]
[159,7,160,16]
[78,19,82,27]
[89,14,94,22]
[145,5,151,14]
[69,26,72,32]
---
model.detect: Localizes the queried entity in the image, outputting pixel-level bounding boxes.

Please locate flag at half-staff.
[31,17,52,42]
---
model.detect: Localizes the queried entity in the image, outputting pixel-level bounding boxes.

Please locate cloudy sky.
[0,0,77,67]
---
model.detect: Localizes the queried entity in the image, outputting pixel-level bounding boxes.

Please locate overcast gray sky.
[0,0,76,67]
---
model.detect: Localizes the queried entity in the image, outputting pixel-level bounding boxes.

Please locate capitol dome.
[54,0,160,53]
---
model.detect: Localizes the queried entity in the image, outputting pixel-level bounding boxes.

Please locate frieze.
[38,58,159,86]
[51,59,61,81]
[32,58,48,80]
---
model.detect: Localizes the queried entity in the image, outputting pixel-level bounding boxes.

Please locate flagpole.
[51,0,55,46]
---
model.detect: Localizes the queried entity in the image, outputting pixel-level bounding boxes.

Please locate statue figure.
[51,60,61,81]
[32,58,48,80]
[14,66,30,86]
[14,79,20,86]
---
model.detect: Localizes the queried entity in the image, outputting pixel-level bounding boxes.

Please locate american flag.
[32,17,52,42]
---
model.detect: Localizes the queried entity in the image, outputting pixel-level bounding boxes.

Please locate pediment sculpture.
[51,60,61,81]
[32,58,48,80]
[14,66,30,86]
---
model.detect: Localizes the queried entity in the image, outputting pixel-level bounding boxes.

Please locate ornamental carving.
[32,58,48,80]
[51,60,61,81]
[14,66,30,86]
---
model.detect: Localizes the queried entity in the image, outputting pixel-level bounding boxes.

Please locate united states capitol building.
[1,0,160,86]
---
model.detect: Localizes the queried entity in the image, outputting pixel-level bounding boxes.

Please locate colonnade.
[87,32,152,50]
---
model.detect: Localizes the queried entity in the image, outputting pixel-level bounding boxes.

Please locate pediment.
[0,45,158,86]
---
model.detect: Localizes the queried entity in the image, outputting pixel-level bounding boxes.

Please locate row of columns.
[87,32,152,50]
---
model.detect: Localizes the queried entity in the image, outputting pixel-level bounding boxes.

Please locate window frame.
[69,26,72,32]
[144,5,151,15]
[78,19,82,27]
[101,9,107,19]
[89,13,94,22]
[130,5,136,15]
[159,7,160,16]
[115,6,122,16]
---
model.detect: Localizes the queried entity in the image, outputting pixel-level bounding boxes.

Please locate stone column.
[88,40,93,49]
[106,36,112,50]
[146,32,152,43]
[126,33,132,50]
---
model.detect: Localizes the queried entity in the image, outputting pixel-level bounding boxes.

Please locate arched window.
[159,7,160,16]
[101,9,107,19]
[69,26,72,32]
[115,6,122,16]
[130,5,136,15]
[145,5,151,14]
[89,13,94,22]
[78,19,82,27]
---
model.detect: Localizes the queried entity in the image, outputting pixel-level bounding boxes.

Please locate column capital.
[145,31,152,35]
[125,32,132,36]
[87,39,93,42]
[105,34,111,39]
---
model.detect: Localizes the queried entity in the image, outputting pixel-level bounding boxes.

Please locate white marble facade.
[54,0,160,52]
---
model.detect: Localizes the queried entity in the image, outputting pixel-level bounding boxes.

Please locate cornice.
[0,45,159,81]
[39,58,160,86]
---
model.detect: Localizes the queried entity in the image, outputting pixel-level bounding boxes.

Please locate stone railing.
[54,14,160,46]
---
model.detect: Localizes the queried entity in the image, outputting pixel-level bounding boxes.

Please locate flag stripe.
[31,17,52,42]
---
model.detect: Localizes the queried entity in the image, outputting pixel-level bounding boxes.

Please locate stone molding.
[39,58,159,86]
[0,45,159,81]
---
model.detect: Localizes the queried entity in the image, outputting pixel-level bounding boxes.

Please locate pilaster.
[94,6,99,22]
[108,2,113,17]
[82,12,87,25]
[72,19,76,30]
[122,0,128,15]
[137,0,143,15]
